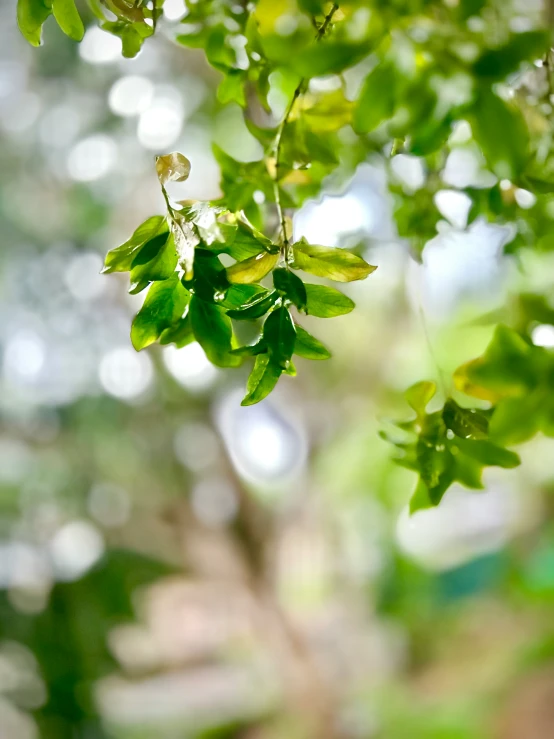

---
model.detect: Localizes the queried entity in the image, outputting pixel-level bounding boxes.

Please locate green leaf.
[453,438,521,469]
[17,0,51,46]
[220,284,267,310]
[304,284,355,317]
[130,231,177,284]
[131,276,190,351]
[470,88,529,180]
[409,480,433,514]
[217,70,247,107]
[231,339,267,357]
[273,268,307,311]
[155,152,191,186]
[159,314,195,348]
[353,63,397,134]
[226,250,279,284]
[103,216,167,274]
[291,40,372,77]
[241,354,282,406]
[292,240,377,283]
[473,31,550,81]
[52,0,84,41]
[182,248,229,303]
[189,295,240,367]
[227,291,278,321]
[263,306,296,368]
[293,325,331,360]
[442,398,489,439]
[405,381,436,417]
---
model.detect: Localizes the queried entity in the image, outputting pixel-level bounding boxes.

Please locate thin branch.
[272,3,340,261]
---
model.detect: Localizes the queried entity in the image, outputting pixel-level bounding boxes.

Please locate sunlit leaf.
[52,0,84,41]
[155,152,191,186]
[304,284,355,317]
[293,325,331,360]
[292,239,376,282]
[226,250,279,284]
[405,381,436,418]
[17,0,51,46]
[241,354,282,406]
[131,276,190,351]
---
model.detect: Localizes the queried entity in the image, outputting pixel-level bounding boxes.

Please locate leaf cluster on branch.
[17,0,554,509]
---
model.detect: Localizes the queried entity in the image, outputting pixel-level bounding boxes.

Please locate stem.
[272,2,339,262]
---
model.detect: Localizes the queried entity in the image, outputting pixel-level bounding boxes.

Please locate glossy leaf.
[103,216,167,274]
[263,306,296,368]
[227,291,278,321]
[189,295,240,367]
[131,276,190,351]
[273,268,307,311]
[52,0,84,41]
[241,354,282,406]
[130,231,177,284]
[17,0,51,46]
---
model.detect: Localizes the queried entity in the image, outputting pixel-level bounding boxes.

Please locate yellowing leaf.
[155,152,191,186]
[226,251,279,284]
[291,240,376,282]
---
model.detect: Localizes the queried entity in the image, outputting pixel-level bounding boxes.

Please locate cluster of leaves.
[17,0,163,56]
[103,152,375,405]
[17,0,554,502]
[387,324,554,511]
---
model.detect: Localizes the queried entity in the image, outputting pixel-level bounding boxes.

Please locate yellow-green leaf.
[17,0,52,46]
[52,0,84,41]
[291,240,376,283]
[226,251,279,284]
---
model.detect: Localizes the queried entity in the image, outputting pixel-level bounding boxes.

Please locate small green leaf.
[217,70,247,107]
[454,438,520,469]
[263,306,296,368]
[227,291,278,321]
[405,381,437,417]
[409,480,433,514]
[220,284,267,310]
[442,398,489,439]
[293,325,331,360]
[131,276,190,351]
[17,0,51,46]
[470,88,529,180]
[473,31,549,81]
[304,284,355,317]
[226,250,279,284]
[292,240,376,283]
[273,268,307,311]
[189,295,240,367]
[241,354,282,406]
[103,216,166,274]
[155,152,191,186]
[353,63,397,134]
[231,339,267,356]
[52,0,84,41]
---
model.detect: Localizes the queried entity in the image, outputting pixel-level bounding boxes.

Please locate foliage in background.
[15,0,554,505]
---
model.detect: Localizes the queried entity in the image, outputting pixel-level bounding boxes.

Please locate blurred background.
[2,2,554,738]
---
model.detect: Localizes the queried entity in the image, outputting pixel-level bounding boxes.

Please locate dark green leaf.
[130,231,177,284]
[273,268,307,311]
[473,31,549,81]
[442,398,489,439]
[227,291,279,321]
[189,295,240,367]
[304,284,355,317]
[263,306,296,368]
[241,354,282,406]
